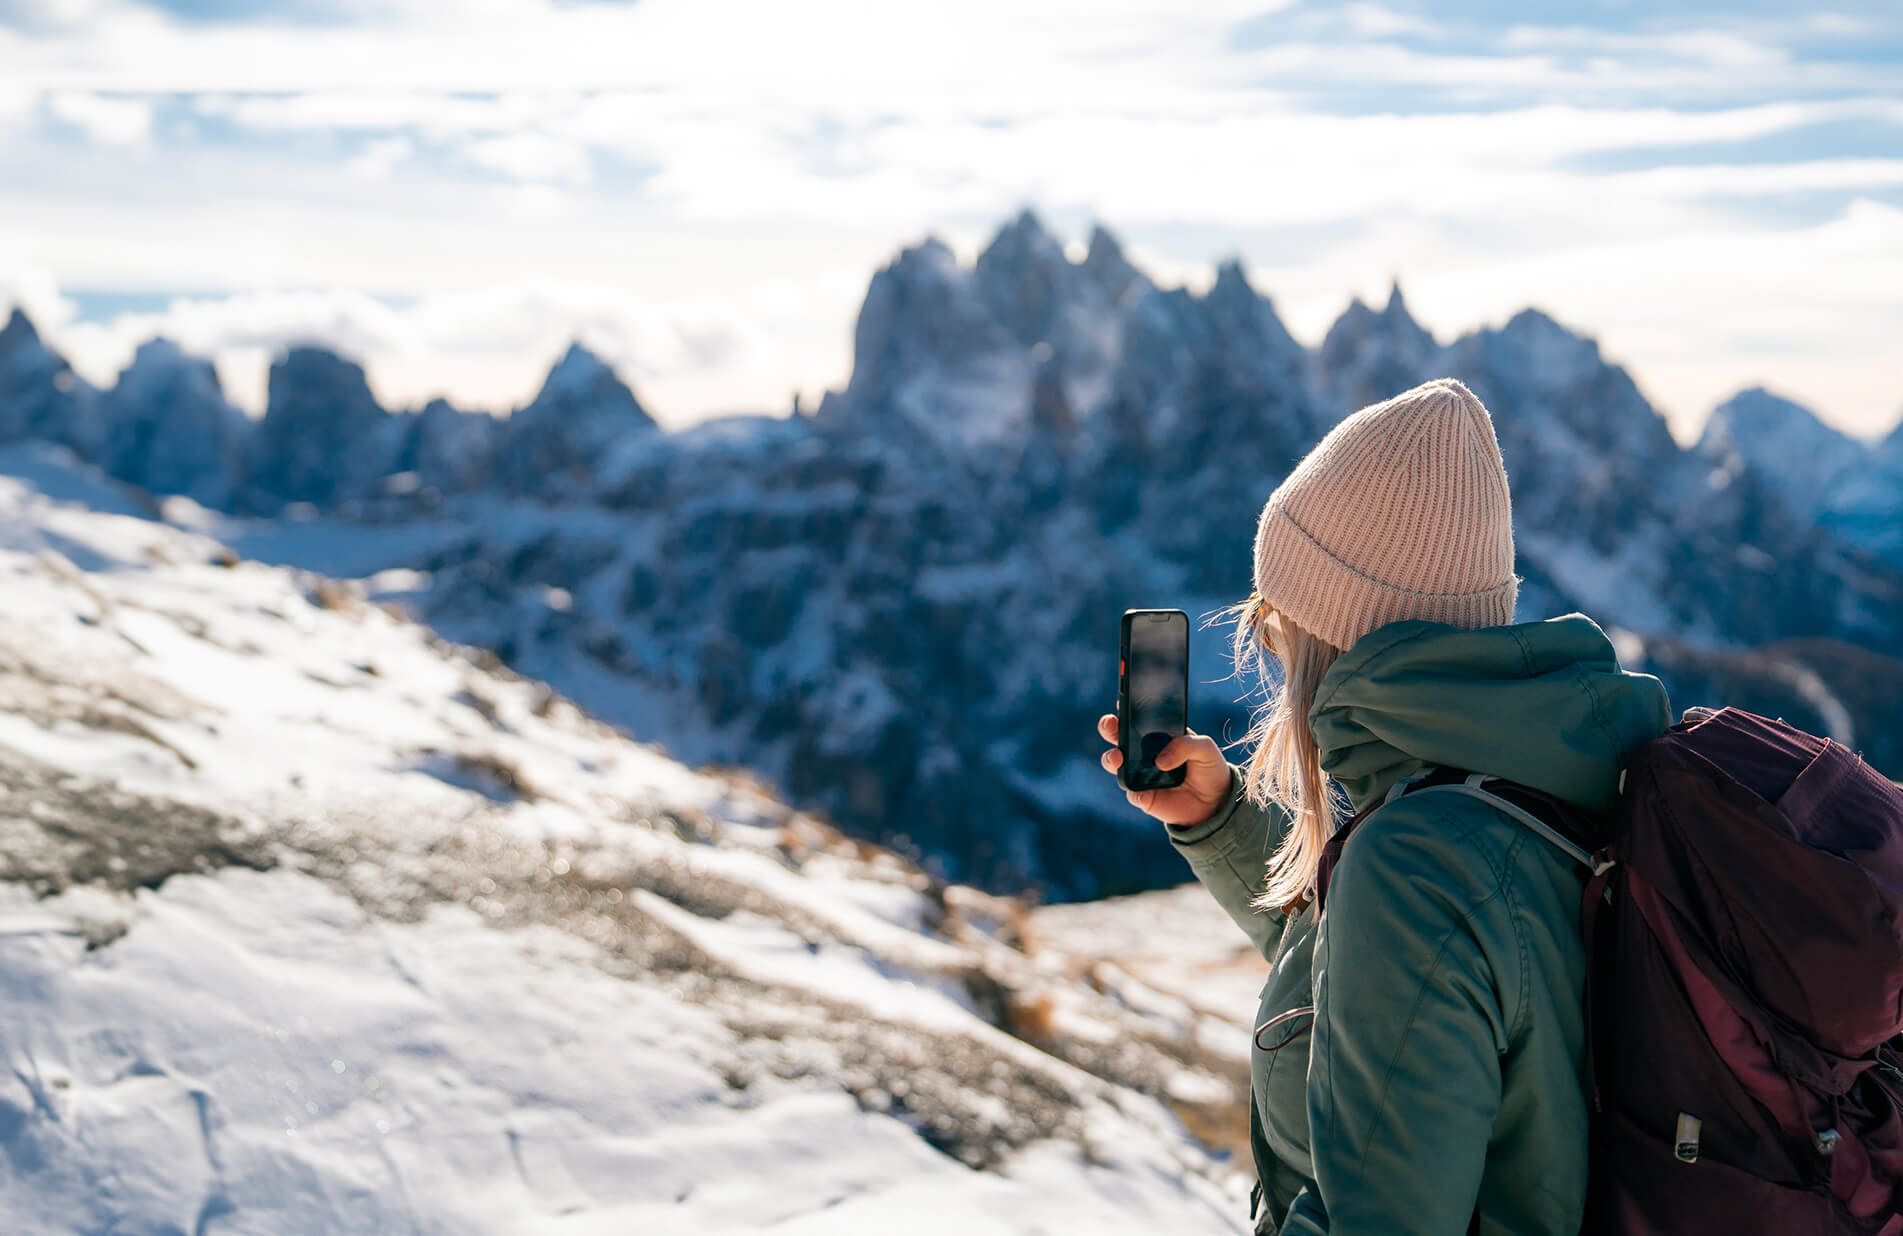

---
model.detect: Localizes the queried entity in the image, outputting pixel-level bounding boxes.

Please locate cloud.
[45,90,152,142]
[347,133,413,179]
[462,131,589,183]
[0,0,1899,440]
[43,277,784,426]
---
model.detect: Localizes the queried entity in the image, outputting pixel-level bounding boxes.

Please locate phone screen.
[1122,609,1188,790]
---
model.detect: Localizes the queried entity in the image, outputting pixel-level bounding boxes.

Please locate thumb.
[1152,733,1209,770]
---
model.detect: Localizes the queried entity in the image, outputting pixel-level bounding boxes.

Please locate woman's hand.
[1097,715,1232,827]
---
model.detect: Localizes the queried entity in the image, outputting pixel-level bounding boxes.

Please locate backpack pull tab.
[1674,1113,1702,1163]
[1816,1128,1841,1158]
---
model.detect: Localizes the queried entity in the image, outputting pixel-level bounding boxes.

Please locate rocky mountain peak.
[838,237,1016,423]
[496,344,654,499]
[1208,258,1254,303]
[0,306,104,458]
[980,208,1065,272]
[121,336,217,390]
[538,343,647,420]
[974,209,1107,355]
[2,306,43,352]
[1082,224,1148,306]
[1497,308,1604,387]
[245,345,395,509]
[104,337,248,507]
[1201,259,1304,372]
[1699,386,1871,522]
[1315,286,1438,421]
[1,307,58,388]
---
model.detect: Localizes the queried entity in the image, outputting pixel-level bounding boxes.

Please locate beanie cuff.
[1254,506,1518,652]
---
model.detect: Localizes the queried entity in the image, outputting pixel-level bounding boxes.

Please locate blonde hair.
[1226,592,1344,914]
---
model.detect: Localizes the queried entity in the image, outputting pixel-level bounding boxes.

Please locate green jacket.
[1169,615,1670,1235]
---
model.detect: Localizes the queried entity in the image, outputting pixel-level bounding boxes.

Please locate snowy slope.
[0,443,1265,1235]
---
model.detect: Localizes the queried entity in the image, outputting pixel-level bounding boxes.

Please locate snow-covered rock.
[3,211,1900,901]
[243,346,404,512]
[829,236,1035,452]
[395,397,501,500]
[101,338,251,509]
[496,344,656,501]
[1314,281,1437,420]
[1696,386,1872,523]
[1823,413,1903,568]
[0,307,106,462]
[0,444,1265,1234]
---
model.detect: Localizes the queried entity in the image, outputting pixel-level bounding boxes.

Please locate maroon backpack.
[1318,706,1903,1234]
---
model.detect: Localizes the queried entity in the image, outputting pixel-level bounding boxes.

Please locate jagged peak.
[115,336,226,401]
[898,235,958,268]
[1702,386,1858,454]
[279,341,359,367]
[986,208,1061,256]
[1503,306,1564,334]
[1209,258,1255,300]
[1085,223,1125,267]
[530,341,651,426]
[875,236,964,293]
[545,341,614,392]
[1081,222,1149,306]
[2,305,41,347]
[1382,279,1413,322]
[124,336,222,382]
[129,336,187,367]
[975,210,1068,293]
[1331,294,1374,326]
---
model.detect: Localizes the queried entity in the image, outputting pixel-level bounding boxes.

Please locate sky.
[1,0,1900,442]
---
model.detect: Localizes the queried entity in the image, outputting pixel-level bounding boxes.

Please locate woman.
[1098,378,1671,1234]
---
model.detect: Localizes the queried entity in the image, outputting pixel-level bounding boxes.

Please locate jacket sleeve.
[1165,763,1291,964]
[1278,801,1509,1235]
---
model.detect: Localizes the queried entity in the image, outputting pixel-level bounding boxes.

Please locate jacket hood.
[1309,614,1672,814]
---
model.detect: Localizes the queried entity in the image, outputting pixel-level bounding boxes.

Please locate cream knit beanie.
[1253,377,1518,653]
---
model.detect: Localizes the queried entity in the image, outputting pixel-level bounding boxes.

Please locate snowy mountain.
[1,209,1899,899]
[1823,418,1903,568]
[1696,386,1872,522]
[101,338,250,511]
[0,442,1267,1233]
[0,308,106,462]
[1693,386,1903,573]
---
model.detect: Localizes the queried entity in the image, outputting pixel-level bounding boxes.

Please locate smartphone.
[1118,608,1189,792]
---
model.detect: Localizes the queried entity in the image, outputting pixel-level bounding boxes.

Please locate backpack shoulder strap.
[1315,766,1467,910]
[1402,773,1614,877]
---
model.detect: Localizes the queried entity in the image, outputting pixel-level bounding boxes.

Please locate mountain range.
[3,209,1900,898]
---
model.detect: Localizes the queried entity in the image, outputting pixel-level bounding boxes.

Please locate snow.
[0,447,1262,1233]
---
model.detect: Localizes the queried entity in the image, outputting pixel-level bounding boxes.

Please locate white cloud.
[0,0,1898,441]
[45,89,151,143]
[462,131,589,183]
[348,134,413,180]
[45,276,806,425]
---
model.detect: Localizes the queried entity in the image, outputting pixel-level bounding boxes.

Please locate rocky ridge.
[2,211,1899,897]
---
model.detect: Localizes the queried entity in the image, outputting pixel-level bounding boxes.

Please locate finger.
[1100,748,1124,772]
[1152,734,1209,770]
[1098,714,1118,741]
[1126,788,1153,812]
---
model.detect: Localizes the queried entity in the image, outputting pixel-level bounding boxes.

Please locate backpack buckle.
[1674,1112,1702,1163]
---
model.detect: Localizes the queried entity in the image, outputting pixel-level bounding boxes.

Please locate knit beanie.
[1253,377,1518,653]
